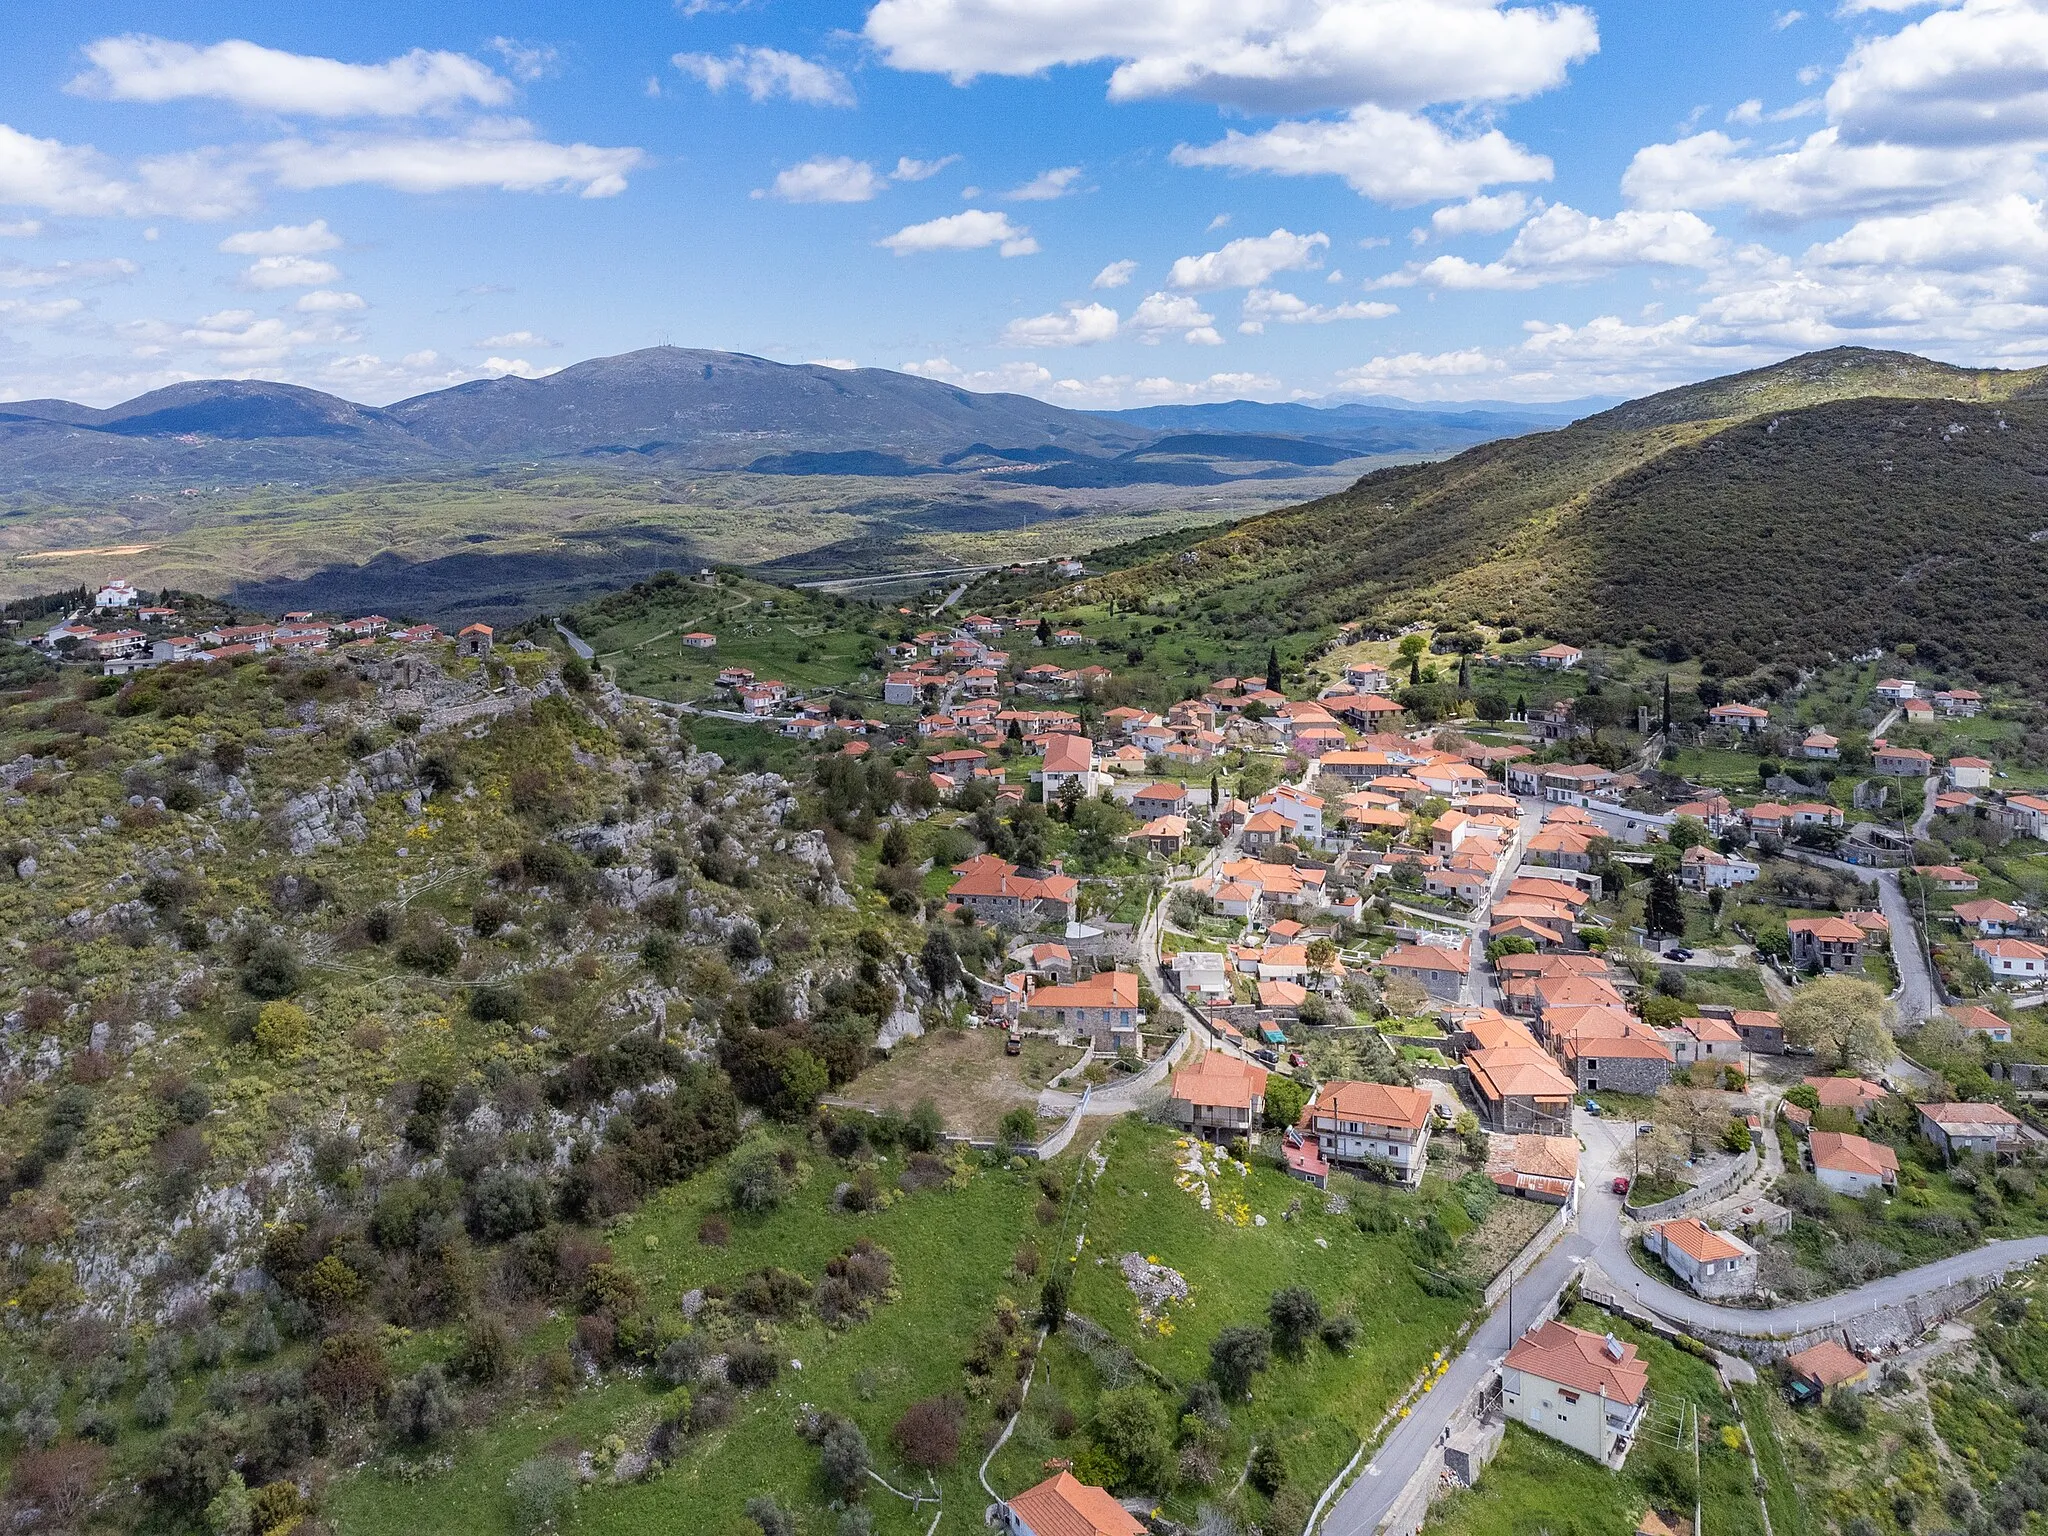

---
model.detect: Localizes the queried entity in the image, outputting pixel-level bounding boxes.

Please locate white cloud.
[123,306,361,367]
[488,38,560,83]
[1333,348,1507,394]
[0,297,84,324]
[807,357,860,369]
[296,289,364,313]
[219,219,342,256]
[473,329,560,348]
[1621,125,2030,221]
[1806,192,2048,269]
[877,208,1039,255]
[901,355,1279,408]
[864,0,1598,115]
[673,46,854,106]
[893,155,959,180]
[1430,190,1534,236]
[1003,166,1083,200]
[1407,205,1724,289]
[0,257,137,289]
[1002,300,1120,346]
[71,35,513,117]
[763,155,885,203]
[1207,212,1232,231]
[0,219,42,237]
[481,356,554,378]
[1774,9,1806,26]
[1727,99,1764,125]
[1827,0,2048,147]
[1128,290,1218,343]
[260,126,643,199]
[238,254,342,290]
[1168,228,1328,290]
[1237,287,1397,330]
[1092,258,1138,289]
[1173,105,1554,204]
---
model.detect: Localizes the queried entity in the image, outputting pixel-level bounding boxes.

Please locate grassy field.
[327,1137,1047,1536]
[1421,1303,1767,1536]
[985,1118,1482,1529]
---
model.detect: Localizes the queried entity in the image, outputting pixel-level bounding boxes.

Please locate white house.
[1679,844,1758,890]
[1301,1079,1434,1185]
[1874,678,1918,702]
[1945,757,1993,790]
[94,580,139,611]
[1000,1472,1143,1536]
[1808,1130,1899,1195]
[1253,783,1325,842]
[1707,702,1769,733]
[1501,1321,1649,1464]
[1036,734,1106,801]
[1532,644,1583,670]
[1646,1217,1758,1298]
[1170,949,1233,1004]
[1917,1101,2023,1162]
[1974,937,2048,981]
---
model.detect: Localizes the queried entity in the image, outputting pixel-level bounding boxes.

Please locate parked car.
[1252,1048,1279,1066]
[1664,946,1694,961]
[1638,1122,1655,1136]
[1611,1176,1631,1196]
[1585,1099,1602,1116]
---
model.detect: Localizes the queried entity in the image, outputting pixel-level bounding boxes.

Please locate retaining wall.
[1624,1148,1757,1223]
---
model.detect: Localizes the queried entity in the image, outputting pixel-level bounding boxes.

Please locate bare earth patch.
[832,1026,1082,1137]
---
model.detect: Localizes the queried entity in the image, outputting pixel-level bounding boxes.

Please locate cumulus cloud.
[296,289,364,312]
[1093,259,1139,289]
[1002,166,1083,200]
[1430,191,1535,236]
[762,155,885,202]
[1237,287,1397,330]
[1128,291,1220,343]
[901,355,1278,407]
[219,219,342,255]
[0,297,84,324]
[1333,348,1507,394]
[1406,205,1724,288]
[71,35,514,117]
[1002,300,1119,346]
[1827,0,2048,147]
[893,155,960,180]
[864,0,1598,114]
[673,46,854,106]
[1173,105,1554,204]
[237,255,341,290]
[123,306,361,367]
[877,208,1038,255]
[0,122,245,219]
[488,38,560,83]
[1168,228,1328,290]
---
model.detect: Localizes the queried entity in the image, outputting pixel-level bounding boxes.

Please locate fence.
[1484,1195,1575,1309]
[1032,1086,1092,1160]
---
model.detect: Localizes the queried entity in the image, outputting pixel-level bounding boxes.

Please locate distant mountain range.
[1083,347,2048,691]
[0,347,1567,496]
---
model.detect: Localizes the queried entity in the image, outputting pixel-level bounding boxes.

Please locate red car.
[1611,1176,1631,1196]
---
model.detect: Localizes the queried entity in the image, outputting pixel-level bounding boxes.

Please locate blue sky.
[3,0,2046,409]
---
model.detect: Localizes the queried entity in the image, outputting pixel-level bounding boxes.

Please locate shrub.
[726,1340,780,1389]
[11,1442,108,1523]
[134,1373,176,1428]
[819,1416,873,1500]
[655,1334,705,1390]
[469,983,526,1023]
[1210,1324,1270,1397]
[747,1496,796,1536]
[386,1364,458,1445]
[468,1170,549,1241]
[396,917,462,974]
[507,1456,576,1534]
[1828,1390,1868,1433]
[1092,1386,1172,1491]
[252,1001,310,1059]
[1320,1314,1361,1354]
[307,1330,389,1415]
[454,1318,511,1384]
[725,1141,790,1214]
[239,938,301,999]
[892,1394,966,1470]
[1249,1442,1286,1497]
[1268,1286,1322,1357]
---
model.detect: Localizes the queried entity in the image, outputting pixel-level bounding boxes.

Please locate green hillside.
[1085,348,2048,690]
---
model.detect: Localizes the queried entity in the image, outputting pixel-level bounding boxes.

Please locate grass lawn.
[1422,1303,1767,1536]
[986,1118,1478,1529]
[326,1139,1047,1536]
[1679,966,1772,1009]
[833,1025,1084,1136]
[1664,745,1770,793]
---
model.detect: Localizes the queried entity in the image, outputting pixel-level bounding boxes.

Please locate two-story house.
[1168,1052,1268,1144]
[1502,1321,1649,1464]
[1301,1079,1434,1185]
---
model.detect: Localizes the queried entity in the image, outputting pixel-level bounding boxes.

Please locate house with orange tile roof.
[948,859,1079,926]
[1917,1101,2023,1161]
[1809,1129,1899,1194]
[1804,1075,1888,1120]
[1782,1340,1869,1400]
[1000,1471,1144,1536]
[1874,744,1935,777]
[1953,897,2024,935]
[1035,733,1104,800]
[1947,1004,2012,1044]
[1502,1320,1648,1461]
[1023,969,1143,1053]
[1168,1052,1269,1144]
[1466,1045,1575,1133]
[1129,814,1188,855]
[1487,1133,1579,1204]
[1974,935,2048,981]
[1381,941,1470,1001]
[1646,1216,1757,1297]
[1788,915,1871,972]
[1301,1079,1435,1184]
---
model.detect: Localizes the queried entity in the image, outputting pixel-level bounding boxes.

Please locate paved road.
[555,621,595,660]
[1573,1108,2046,1336]
[1781,846,1939,1025]
[1322,1234,1590,1536]
[1913,773,1941,840]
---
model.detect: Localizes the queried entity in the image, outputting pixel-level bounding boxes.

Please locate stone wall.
[1625,1148,1757,1222]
